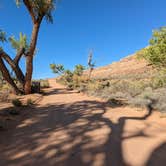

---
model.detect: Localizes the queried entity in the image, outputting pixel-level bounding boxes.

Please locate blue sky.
[0,0,166,79]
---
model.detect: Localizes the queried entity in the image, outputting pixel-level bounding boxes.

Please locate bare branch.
[14,47,25,64]
[0,50,25,85]
[0,56,21,94]
[0,50,15,69]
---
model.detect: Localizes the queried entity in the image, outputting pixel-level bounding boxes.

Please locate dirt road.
[0,79,166,166]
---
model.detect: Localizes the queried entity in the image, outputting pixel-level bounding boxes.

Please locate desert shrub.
[109,72,153,80]
[0,90,10,102]
[150,70,166,88]
[128,87,153,108]
[150,88,166,112]
[66,82,74,90]
[50,64,65,75]
[63,70,73,83]
[12,98,22,107]
[26,98,34,106]
[0,82,13,102]
[101,80,110,87]
[108,98,128,106]
[72,75,88,88]
[73,64,85,76]
[106,91,131,101]
[1,83,12,92]
[76,78,149,100]
[109,80,147,97]
[56,77,66,85]
[87,81,103,91]
[128,87,166,112]
[40,80,50,88]
[77,83,87,92]
[72,75,82,88]
[129,97,151,108]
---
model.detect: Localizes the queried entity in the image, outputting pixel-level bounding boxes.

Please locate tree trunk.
[0,57,21,94]
[14,65,25,86]
[88,68,93,80]
[0,51,25,87]
[0,50,25,87]
[24,23,40,94]
[24,55,33,94]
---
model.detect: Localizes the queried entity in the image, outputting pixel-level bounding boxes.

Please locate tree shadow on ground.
[145,143,166,166]
[44,88,77,96]
[0,90,165,166]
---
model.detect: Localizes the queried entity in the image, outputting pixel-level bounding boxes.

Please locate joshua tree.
[0,0,56,94]
[73,64,85,76]
[50,63,65,75]
[88,50,95,80]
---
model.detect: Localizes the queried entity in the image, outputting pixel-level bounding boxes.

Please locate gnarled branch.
[0,50,25,85]
[14,47,25,64]
[0,56,21,94]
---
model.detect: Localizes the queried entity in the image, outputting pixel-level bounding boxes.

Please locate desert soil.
[0,79,166,166]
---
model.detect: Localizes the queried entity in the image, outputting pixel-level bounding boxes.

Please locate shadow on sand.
[0,89,165,166]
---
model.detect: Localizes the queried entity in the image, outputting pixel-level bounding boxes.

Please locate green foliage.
[9,32,29,52]
[50,63,65,75]
[0,91,10,102]
[64,70,73,81]
[141,26,166,68]
[12,98,22,107]
[15,0,56,23]
[0,30,6,43]
[73,64,85,76]
[0,30,29,53]
[55,64,86,89]
[40,79,50,88]
[150,69,166,88]
[128,87,166,112]
[26,98,34,106]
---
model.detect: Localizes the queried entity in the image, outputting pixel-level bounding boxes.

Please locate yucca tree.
[0,31,26,94]
[88,50,95,80]
[0,0,56,94]
[0,30,6,43]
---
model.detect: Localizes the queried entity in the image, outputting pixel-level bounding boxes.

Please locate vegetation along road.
[0,79,166,166]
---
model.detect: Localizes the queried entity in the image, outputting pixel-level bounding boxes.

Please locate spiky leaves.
[74,64,85,76]
[0,30,6,43]
[50,63,65,75]
[0,0,56,94]
[15,0,56,24]
[9,33,29,53]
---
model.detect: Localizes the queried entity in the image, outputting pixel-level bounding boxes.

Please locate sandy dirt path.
[0,79,166,166]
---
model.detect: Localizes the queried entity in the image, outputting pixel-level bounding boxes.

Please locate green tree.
[63,69,73,83]
[73,64,85,76]
[141,26,166,68]
[50,64,65,75]
[0,0,56,94]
